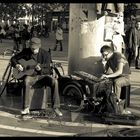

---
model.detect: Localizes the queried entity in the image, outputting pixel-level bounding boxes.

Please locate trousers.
[113,75,130,100]
[23,75,60,109]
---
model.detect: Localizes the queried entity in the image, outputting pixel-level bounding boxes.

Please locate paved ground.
[0,34,140,136]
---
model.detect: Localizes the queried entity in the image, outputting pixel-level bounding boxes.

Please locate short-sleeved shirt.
[106,52,131,76]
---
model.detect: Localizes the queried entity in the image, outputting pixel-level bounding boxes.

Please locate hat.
[30,37,41,49]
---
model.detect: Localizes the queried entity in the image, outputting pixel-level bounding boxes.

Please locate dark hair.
[100,45,113,53]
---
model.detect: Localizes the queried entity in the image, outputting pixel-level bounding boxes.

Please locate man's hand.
[100,74,109,79]
[50,63,53,68]
[35,63,41,71]
[16,64,24,72]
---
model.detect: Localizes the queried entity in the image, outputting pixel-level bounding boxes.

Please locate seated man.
[11,37,63,117]
[100,45,131,112]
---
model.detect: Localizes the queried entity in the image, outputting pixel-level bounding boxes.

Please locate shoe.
[117,99,125,114]
[122,110,132,115]
[21,107,30,115]
[54,108,63,117]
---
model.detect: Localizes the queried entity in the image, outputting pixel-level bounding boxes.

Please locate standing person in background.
[53,25,63,51]
[44,24,49,38]
[13,26,21,52]
[0,26,6,43]
[30,25,35,38]
[21,24,30,50]
[31,30,39,38]
[127,21,140,68]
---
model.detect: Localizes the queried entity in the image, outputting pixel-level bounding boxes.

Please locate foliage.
[0,3,27,21]
[0,3,69,25]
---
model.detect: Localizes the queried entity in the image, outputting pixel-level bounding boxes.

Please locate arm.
[10,50,26,72]
[101,53,124,79]
[10,48,30,68]
[103,60,109,74]
[103,62,123,78]
[11,52,24,68]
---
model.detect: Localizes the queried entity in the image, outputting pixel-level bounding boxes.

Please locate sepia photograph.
[0,3,140,137]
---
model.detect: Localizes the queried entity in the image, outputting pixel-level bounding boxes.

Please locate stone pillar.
[68,3,105,77]
[68,3,124,76]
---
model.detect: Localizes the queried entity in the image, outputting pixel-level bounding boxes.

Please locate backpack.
[95,79,120,114]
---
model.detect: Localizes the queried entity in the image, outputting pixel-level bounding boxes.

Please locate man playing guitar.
[10,37,63,117]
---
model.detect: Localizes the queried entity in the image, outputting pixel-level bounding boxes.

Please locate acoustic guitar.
[13,59,38,79]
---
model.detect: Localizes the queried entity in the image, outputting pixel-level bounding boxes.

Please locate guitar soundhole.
[26,66,30,70]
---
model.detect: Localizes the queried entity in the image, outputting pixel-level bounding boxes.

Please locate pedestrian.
[44,24,49,38]
[32,30,39,38]
[0,26,5,43]
[13,26,21,51]
[53,25,63,51]
[127,20,140,68]
[100,44,131,114]
[10,37,63,117]
[20,24,30,50]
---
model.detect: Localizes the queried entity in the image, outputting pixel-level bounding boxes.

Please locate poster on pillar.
[104,14,125,53]
[80,16,105,57]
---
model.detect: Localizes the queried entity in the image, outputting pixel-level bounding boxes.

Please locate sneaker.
[122,110,132,115]
[54,108,63,117]
[21,107,30,115]
[117,99,125,113]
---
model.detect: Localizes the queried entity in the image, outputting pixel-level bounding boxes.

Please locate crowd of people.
[0,23,64,53]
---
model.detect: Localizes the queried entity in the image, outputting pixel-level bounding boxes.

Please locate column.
[68,3,105,77]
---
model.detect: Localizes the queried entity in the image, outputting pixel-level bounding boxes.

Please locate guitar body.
[13,59,37,79]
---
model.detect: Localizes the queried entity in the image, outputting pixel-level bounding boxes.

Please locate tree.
[0,3,27,24]
[27,3,69,26]
[0,3,69,26]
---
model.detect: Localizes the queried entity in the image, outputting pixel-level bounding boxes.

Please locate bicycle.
[0,49,19,97]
